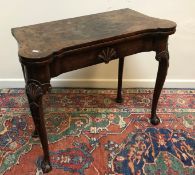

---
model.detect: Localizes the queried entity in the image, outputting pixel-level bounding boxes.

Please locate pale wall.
[0,0,195,88]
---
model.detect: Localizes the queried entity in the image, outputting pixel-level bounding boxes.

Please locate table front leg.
[26,80,52,173]
[151,49,169,125]
[21,64,39,138]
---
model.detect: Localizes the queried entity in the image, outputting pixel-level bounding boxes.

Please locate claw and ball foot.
[150,114,160,125]
[32,129,39,138]
[115,97,123,103]
[41,159,52,173]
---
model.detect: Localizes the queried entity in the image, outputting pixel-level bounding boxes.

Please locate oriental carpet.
[0,88,194,175]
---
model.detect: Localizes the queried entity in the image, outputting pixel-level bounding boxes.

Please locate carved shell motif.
[98,47,117,64]
[26,82,43,101]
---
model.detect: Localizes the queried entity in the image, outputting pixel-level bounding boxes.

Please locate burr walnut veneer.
[12,9,176,173]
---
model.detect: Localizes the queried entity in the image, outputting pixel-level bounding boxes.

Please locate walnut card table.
[12,9,176,173]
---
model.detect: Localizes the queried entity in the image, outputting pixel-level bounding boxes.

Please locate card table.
[12,9,176,173]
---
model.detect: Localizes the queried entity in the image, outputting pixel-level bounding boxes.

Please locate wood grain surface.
[12,8,176,59]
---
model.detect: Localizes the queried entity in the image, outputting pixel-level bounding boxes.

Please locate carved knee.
[156,49,169,65]
[26,80,44,125]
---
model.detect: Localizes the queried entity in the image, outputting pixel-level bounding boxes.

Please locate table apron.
[49,35,168,77]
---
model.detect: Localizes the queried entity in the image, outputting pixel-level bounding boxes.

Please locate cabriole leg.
[26,80,52,173]
[151,49,169,125]
[21,63,39,137]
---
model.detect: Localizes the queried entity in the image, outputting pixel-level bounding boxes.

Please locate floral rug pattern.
[0,88,194,175]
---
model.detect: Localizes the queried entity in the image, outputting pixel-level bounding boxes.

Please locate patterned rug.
[0,88,194,175]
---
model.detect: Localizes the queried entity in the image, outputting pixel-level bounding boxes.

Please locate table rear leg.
[151,49,169,125]
[116,57,124,103]
[26,80,52,173]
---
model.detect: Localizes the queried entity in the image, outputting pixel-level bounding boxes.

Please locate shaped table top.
[12,8,176,60]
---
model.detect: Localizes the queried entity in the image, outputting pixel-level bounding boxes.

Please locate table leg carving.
[26,80,52,173]
[116,57,125,103]
[151,49,169,125]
